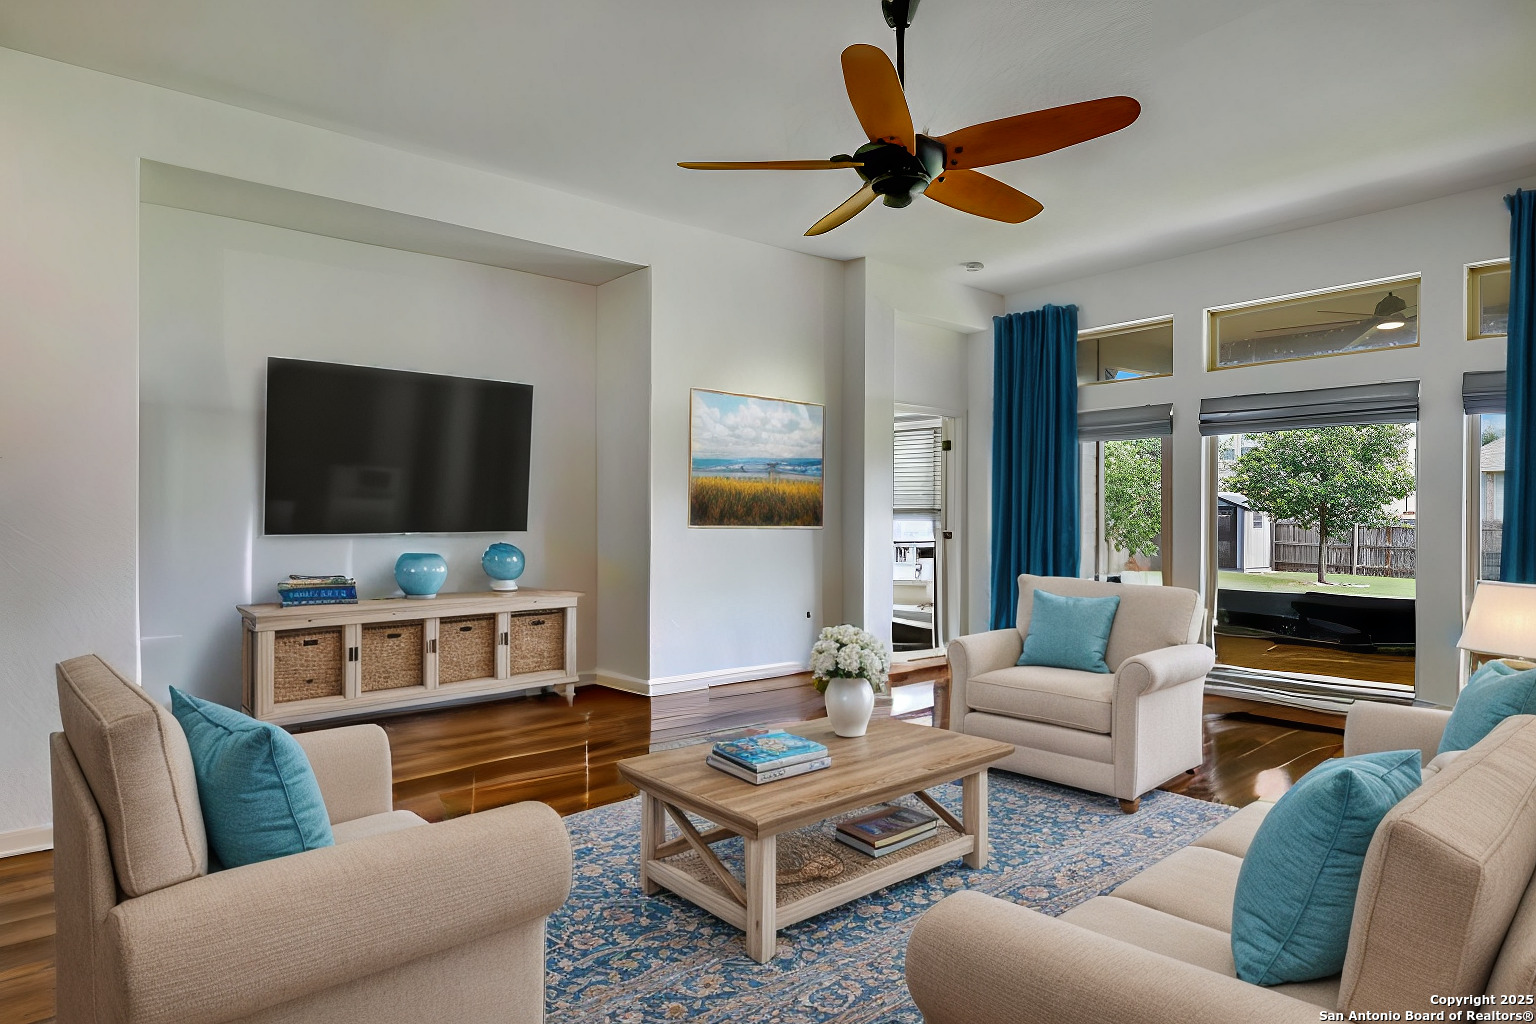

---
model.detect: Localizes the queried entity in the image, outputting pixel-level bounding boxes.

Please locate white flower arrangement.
[809,624,890,694]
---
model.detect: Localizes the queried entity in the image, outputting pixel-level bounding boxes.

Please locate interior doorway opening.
[893,412,957,653]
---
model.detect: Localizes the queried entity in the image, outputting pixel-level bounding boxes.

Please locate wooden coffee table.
[616,717,1014,962]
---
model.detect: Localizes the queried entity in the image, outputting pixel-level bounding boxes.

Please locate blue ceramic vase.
[394,552,448,599]
[482,543,526,591]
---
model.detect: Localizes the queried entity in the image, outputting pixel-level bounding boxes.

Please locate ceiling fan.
[1253,291,1417,349]
[678,0,1141,236]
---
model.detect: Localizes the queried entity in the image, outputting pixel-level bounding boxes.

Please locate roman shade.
[1198,381,1419,436]
[1078,404,1174,442]
[895,425,943,515]
[1464,371,1507,414]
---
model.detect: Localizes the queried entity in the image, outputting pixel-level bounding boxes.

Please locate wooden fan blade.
[678,160,864,170]
[806,184,878,236]
[924,169,1043,224]
[841,44,915,153]
[936,96,1141,169]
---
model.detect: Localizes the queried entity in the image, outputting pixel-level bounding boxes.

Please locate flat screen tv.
[263,358,533,535]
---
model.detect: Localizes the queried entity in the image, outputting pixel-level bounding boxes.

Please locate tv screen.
[263,358,533,535]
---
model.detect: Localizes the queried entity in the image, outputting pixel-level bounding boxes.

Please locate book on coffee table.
[706,752,831,785]
[711,731,829,772]
[833,805,940,857]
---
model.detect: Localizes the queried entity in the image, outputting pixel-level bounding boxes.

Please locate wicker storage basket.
[439,615,497,684]
[361,621,424,692]
[509,610,565,675]
[273,627,345,703]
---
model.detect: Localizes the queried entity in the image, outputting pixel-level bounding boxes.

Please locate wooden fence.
[1483,522,1504,581]
[1272,523,1417,578]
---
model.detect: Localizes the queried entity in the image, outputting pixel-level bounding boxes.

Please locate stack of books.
[706,731,830,785]
[277,575,358,607]
[834,805,940,858]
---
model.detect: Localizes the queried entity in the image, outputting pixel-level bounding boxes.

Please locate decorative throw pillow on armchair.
[170,688,334,868]
[1016,589,1121,673]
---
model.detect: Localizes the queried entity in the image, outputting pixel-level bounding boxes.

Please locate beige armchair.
[947,574,1213,812]
[51,654,572,1024]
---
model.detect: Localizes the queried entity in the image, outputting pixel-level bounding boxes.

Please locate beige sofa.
[51,654,573,1024]
[947,575,1213,812]
[907,703,1536,1023]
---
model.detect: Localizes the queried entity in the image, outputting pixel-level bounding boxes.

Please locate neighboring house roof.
[1218,491,1249,508]
[1482,436,1505,473]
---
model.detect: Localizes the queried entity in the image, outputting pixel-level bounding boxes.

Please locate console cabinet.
[239,589,580,725]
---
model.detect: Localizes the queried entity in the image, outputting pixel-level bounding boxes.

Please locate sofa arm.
[906,892,1319,1024]
[947,629,1023,728]
[1344,702,1451,762]
[107,800,572,1024]
[293,723,394,824]
[1114,643,1215,698]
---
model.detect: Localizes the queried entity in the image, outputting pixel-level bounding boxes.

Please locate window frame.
[1467,260,1511,341]
[1077,315,1175,388]
[1206,274,1422,372]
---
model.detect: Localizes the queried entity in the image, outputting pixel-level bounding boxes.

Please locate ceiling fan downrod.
[882,0,920,84]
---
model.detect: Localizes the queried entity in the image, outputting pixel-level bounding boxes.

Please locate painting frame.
[688,387,826,529]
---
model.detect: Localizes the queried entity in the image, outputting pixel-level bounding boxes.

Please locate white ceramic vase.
[824,677,875,738]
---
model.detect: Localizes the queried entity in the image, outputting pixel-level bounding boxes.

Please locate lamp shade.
[1458,581,1536,660]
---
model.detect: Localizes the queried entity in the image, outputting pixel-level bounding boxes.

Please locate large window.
[1079,405,1172,585]
[1209,276,1419,370]
[1078,318,1173,385]
[1201,383,1419,692]
[1464,370,1507,584]
[893,416,946,651]
[1469,261,1511,340]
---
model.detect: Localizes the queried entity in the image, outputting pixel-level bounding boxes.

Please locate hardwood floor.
[0,680,1343,1024]
[0,851,52,1024]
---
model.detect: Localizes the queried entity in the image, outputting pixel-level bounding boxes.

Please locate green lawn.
[1218,570,1416,600]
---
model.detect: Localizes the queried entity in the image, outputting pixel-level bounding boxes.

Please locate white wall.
[138,205,599,708]
[983,178,1532,707]
[895,320,968,414]
[0,45,849,836]
[595,269,652,684]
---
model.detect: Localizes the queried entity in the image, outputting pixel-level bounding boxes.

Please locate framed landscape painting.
[689,388,824,528]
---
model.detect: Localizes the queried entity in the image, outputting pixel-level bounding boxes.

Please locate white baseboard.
[596,661,808,697]
[0,825,53,858]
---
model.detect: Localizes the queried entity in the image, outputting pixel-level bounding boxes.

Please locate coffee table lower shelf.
[646,825,972,936]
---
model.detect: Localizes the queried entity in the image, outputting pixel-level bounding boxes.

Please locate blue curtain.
[1504,188,1536,583]
[989,304,1080,629]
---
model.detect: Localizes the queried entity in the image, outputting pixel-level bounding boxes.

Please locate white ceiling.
[4,0,1535,295]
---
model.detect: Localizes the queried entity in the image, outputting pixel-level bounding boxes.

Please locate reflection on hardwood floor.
[1,681,1344,1024]
[1159,697,1344,807]
[1216,633,1415,688]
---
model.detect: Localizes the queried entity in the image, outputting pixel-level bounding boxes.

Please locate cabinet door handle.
[459,625,473,632]
[500,632,509,646]
[428,638,437,655]
[530,619,546,627]
[386,632,402,640]
[347,646,359,663]
[302,638,319,647]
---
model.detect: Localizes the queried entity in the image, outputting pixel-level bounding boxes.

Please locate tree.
[1226,424,1415,584]
[1102,437,1162,564]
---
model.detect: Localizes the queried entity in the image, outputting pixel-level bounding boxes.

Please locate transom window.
[1209,276,1420,370]
[1468,261,1511,340]
[1077,318,1173,385]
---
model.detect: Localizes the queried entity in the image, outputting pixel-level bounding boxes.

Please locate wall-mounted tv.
[264,358,533,535]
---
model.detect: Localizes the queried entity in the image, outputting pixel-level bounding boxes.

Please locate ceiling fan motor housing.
[846,136,945,207]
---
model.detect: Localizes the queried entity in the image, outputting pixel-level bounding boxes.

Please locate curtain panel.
[989,304,1080,629]
[1504,189,1536,583]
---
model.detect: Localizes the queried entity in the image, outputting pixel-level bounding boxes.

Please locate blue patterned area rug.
[546,771,1235,1023]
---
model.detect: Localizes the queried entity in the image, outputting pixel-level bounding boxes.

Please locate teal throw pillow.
[1438,660,1536,755]
[1017,590,1121,673]
[1231,749,1421,985]
[169,688,334,868]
